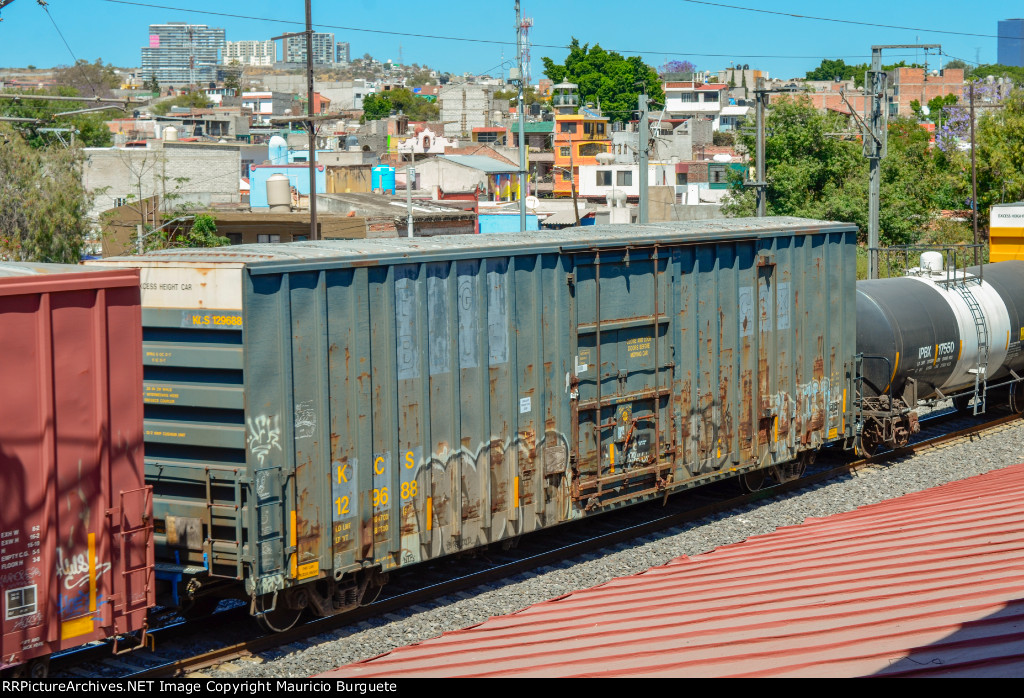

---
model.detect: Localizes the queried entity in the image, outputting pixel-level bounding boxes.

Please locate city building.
[241,91,297,125]
[141,22,226,85]
[224,40,277,66]
[887,67,965,117]
[998,19,1024,67]
[663,81,729,131]
[551,82,611,198]
[336,42,351,64]
[284,32,335,65]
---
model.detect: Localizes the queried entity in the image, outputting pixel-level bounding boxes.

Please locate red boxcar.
[0,263,151,678]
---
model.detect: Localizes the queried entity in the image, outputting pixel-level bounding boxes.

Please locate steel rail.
[57,408,1021,679]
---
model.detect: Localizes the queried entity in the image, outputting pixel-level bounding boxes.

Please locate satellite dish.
[525,195,539,209]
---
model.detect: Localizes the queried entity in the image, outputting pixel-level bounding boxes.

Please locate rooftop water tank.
[268,135,288,165]
[266,173,291,213]
[162,126,178,142]
[372,165,396,195]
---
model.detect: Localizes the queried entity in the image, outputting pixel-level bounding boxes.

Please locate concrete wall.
[439,84,495,138]
[326,165,373,193]
[83,145,240,220]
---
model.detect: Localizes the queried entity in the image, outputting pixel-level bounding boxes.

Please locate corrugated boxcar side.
[0,267,150,671]
[243,253,576,592]
[98,219,857,605]
[242,225,856,594]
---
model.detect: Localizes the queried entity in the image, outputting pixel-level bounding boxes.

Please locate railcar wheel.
[1009,383,1024,415]
[738,468,768,493]
[253,594,303,633]
[5,657,49,679]
[771,451,812,485]
[857,419,885,457]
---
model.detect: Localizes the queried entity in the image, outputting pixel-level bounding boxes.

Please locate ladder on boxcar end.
[953,280,988,415]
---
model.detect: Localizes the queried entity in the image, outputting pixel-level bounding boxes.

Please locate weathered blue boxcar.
[99,217,858,627]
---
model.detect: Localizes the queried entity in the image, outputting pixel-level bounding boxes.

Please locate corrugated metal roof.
[321,464,1024,678]
[100,218,853,272]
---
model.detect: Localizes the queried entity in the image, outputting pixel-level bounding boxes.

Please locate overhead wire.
[677,0,1014,41]
[93,0,925,62]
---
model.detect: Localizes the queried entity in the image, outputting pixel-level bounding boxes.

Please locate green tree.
[361,92,392,121]
[542,38,663,121]
[976,88,1024,218]
[53,58,120,100]
[0,124,91,262]
[151,91,214,115]
[723,98,966,247]
[223,62,241,94]
[0,88,115,148]
[805,58,859,82]
[144,74,160,94]
[360,89,439,122]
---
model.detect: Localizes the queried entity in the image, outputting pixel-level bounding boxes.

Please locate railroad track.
[51,406,1021,680]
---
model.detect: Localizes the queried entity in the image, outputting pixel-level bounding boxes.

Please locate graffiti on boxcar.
[56,547,110,592]
[247,415,281,465]
[395,266,419,379]
[427,263,451,376]
[294,401,317,440]
[486,259,509,365]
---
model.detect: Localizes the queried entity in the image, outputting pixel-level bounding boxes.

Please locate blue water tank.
[372,165,396,194]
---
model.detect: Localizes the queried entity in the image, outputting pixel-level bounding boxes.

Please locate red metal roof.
[322,465,1024,678]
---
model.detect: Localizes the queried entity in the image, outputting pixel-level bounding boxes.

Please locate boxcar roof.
[103,217,856,274]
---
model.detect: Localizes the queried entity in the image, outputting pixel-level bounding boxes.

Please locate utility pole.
[970,81,978,265]
[514,0,527,232]
[863,44,940,279]
[406,151,415,238]
[744,79,799,216]
[754,77,766,216]
[305,0,317,241]
[638,90,649,224]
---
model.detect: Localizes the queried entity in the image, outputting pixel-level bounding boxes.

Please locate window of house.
[596,123,605,135]
[560,122,577,133]
[560,146,570,157]
[561,171,571,182]
[257,234,281,243]
[584,122,593,134]
[596,170,612,186]
[703,91,720,102]
[226,233,243,245]
[578,142,604,157]
[677,93,696,103]
[676,172,688,185]
[710,165,726,183]
[617,170,632,186]
[113,197,127,208]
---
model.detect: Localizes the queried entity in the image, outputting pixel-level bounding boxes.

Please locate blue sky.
[0,0,1014,81]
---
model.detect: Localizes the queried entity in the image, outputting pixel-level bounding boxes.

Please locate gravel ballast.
[206,419,1024,678]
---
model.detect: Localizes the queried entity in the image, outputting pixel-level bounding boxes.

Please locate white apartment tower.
[284,32,335,65]
[224,40,277,66]
[141,22,226,85]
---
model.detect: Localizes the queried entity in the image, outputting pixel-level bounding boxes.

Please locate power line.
[677,0,1013,40]
[93,0,925,61]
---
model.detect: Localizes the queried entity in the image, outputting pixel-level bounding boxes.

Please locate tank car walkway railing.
[952,280,989,415]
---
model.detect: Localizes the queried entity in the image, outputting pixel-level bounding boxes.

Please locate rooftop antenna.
[518,14,533,85]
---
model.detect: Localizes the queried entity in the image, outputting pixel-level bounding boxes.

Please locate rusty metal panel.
[321,463,1024,678]
[0,265,149,670]
[99,217,857,592]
